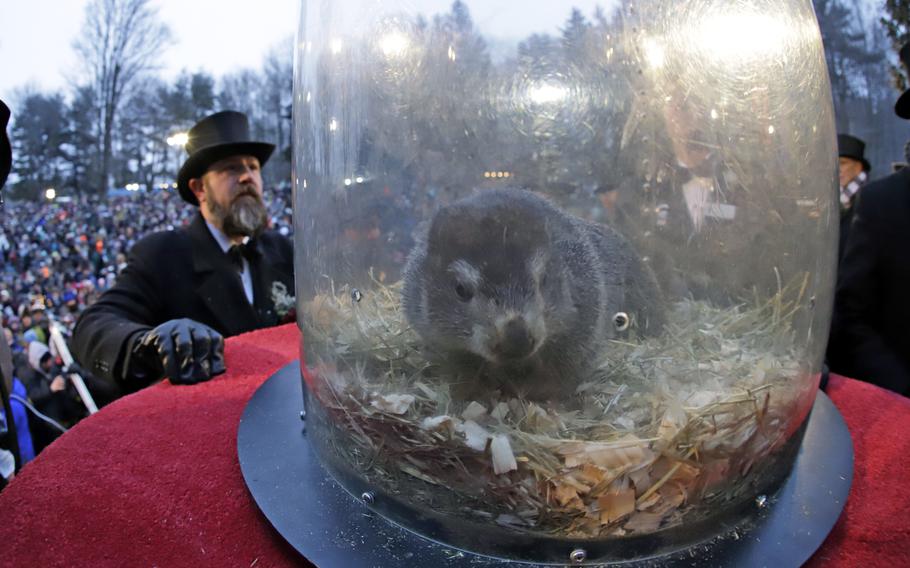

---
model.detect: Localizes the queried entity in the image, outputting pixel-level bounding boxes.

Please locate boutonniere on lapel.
[270,281,297,324]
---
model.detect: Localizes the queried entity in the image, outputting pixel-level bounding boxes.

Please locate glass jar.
[293,0,836,561]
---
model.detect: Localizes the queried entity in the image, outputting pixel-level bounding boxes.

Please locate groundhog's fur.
[403,189,665,399]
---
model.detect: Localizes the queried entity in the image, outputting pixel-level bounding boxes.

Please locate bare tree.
[217,37,294,189]
[74,0,171,193]
[815,0,878,130]
[882,0,910,91]
[8,90,69,200]
[261,37,294,186]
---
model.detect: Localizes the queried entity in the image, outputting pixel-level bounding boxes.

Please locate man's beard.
[207,184,269,238]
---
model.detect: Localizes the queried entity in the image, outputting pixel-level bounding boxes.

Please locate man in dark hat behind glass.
[827,43,910,396]
[835,133,871,264]
[72,110,294,393]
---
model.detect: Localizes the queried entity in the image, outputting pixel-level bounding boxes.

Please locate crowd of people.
[0,188,292,337]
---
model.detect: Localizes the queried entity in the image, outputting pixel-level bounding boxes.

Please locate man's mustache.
[232,186,262,203]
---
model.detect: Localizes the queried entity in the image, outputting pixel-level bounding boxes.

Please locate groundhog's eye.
[613,312,630,331]
[455,282,474,302]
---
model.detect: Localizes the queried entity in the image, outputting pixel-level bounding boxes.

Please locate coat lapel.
[249,240,282,327]
[187,214,261,335]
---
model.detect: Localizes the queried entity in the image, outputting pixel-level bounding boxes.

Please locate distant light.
[642,37,665,69]
[503,172,511,178]
[527,82,569,105]
[172,183,178,189]
[45,188,56,200]
[379,32,409,57]
[167,132,189,147]
[768,125,775,134]
[355,176,364,184]
[710,109,719,120]
[344,178,353,187]
[330,38,343,54]
[447,45,456,61]
[329,119,338,132]
[305,91,312,103]
[483,172,491,178]
[690,11,795,65]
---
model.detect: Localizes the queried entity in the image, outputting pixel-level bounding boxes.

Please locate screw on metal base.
[361,492,375,505]
[569,548,587,564]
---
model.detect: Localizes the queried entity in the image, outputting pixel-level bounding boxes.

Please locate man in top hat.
[72,111,294,392]
[827,43,910,396]
[836,133,871,263]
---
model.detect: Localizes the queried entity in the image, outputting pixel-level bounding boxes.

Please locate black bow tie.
[227,239,259,271]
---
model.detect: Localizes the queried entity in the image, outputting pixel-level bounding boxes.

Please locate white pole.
[48,322,98,415]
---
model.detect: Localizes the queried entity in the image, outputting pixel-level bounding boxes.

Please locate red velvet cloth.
[0,324,907,567]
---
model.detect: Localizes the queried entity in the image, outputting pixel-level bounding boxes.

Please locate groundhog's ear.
[427,209,450,251]
[428,206,478,254]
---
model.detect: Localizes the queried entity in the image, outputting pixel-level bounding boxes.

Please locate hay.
[301,272,816,537]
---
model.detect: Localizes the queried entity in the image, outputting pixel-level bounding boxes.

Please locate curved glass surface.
[293,0,836,561]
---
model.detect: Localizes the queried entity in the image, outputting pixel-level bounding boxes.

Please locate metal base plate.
[238,361,853,567]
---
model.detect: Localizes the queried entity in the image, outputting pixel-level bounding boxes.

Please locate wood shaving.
[302,276,814,537]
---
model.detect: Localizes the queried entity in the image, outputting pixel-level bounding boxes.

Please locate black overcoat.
[828,167,910,395]
[72,213,294,387]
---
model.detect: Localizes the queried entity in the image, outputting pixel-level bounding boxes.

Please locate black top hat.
[177,110,275,205]
[0,100,11,190]
[896,42,910,119]
[837,134,870,172]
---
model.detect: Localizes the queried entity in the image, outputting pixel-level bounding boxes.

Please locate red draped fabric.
[0,323,907,567]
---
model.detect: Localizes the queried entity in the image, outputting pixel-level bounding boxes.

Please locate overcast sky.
[0,0,299,101]
[0,0,618,103]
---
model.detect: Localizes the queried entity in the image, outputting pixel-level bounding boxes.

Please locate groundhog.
[402,188,665,399]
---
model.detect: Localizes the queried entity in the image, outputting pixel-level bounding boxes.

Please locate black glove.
[64,361,84,376]
[127,319,226,385]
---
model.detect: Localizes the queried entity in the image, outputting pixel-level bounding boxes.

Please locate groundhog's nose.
[494,318,536,359]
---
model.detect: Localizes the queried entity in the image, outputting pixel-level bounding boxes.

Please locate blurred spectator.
[827,42,910,395]
[836,133,870,264]
[1,97,26,480]
[25,339,83,452]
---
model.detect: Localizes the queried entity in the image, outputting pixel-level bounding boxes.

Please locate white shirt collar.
[205,220,234,253]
